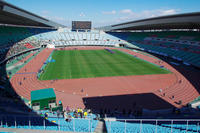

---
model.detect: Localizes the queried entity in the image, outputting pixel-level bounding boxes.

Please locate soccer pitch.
[39,49,170,80]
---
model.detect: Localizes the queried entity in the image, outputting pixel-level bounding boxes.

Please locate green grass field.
[39,49,170,80]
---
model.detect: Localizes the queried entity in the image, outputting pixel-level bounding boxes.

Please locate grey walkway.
[94,121,107,133]
[0,128,85,133]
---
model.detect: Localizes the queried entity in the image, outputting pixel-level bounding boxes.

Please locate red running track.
[10,46,199,111]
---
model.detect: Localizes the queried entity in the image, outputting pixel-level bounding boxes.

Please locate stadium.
[0,0,200,132]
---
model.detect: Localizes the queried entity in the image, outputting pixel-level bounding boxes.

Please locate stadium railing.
[0,114,98,132]
[105,118,200,133]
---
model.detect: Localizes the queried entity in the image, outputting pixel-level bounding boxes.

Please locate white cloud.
[140,9,178,18]
[53,16,65,21]
[116,9,179,23]
[41,15,70,26]
[96,8,180,27]
[40,8,179,27]
[102,10,116,15]
[120,9,134,15]
[43,16,65,21]
[41,10,50,15]
[94,20,117,27]
[80,12,86,17]
[160,9,177,16]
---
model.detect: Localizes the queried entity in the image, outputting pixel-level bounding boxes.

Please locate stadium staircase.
[94,121,107,133]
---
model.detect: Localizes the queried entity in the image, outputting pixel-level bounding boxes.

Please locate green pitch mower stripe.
[39,49,170,80]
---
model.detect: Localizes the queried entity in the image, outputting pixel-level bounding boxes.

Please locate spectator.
[65,113,72,122]
[45,112,48,119]
[84,111,88,118]
[80,111,83,118]
[57,110,60,118]
[66,106,70,112]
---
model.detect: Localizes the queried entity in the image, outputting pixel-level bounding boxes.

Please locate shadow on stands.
[83,93,174,117]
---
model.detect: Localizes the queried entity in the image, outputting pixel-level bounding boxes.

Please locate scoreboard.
[72,21,91,30]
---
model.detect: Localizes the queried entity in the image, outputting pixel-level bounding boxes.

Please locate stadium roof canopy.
[99,12,200,31]
[0,0,64,28]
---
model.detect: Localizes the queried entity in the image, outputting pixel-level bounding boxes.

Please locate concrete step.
[94,121,107,133]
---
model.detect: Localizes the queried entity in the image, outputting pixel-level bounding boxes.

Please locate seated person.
[65,113,72,122]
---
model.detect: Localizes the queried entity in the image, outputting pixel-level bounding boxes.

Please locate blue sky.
[6,0,200,27]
